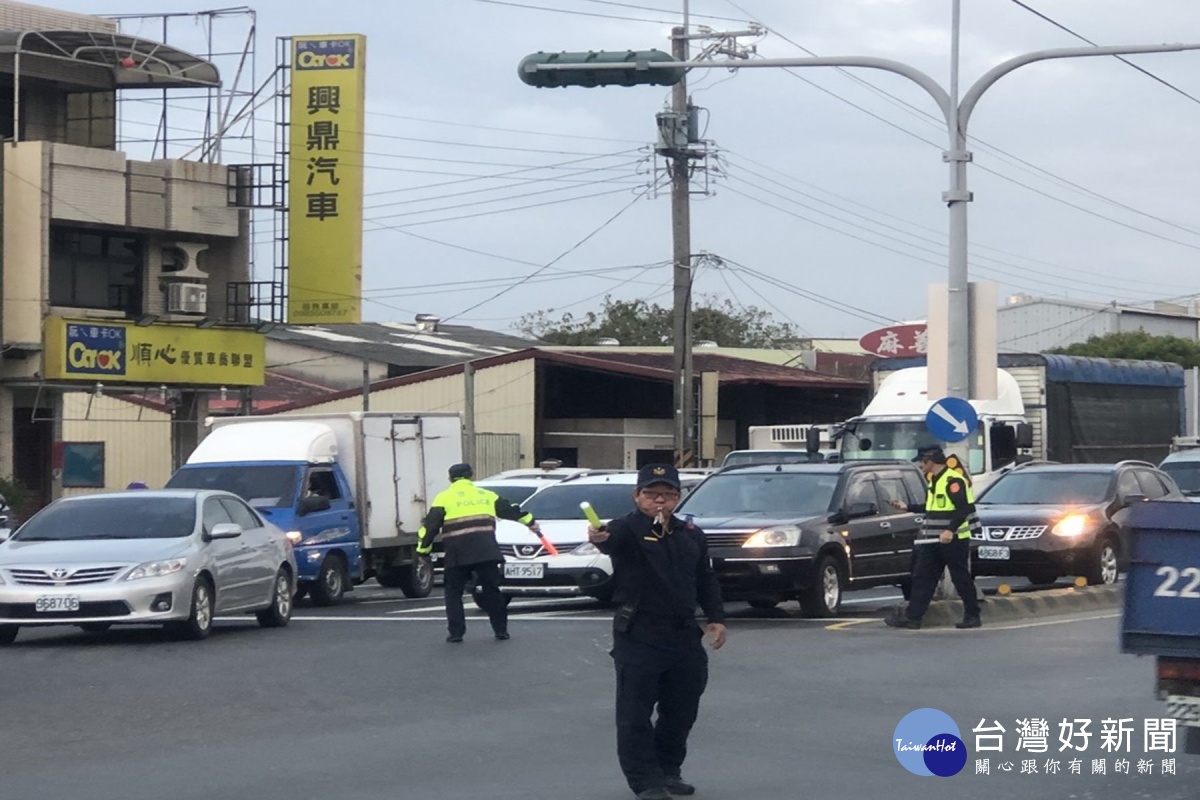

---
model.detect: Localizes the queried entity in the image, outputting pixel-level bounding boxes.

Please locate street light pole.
[525,41,1200,399]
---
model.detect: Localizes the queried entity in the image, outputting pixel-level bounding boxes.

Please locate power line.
[470,0,676,25]
[1009,0,1200,106]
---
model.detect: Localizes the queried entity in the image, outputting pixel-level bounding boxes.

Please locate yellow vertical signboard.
[288,34,366,324]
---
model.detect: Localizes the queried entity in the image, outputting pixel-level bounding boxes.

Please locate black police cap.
[636,463,681,491]
[913,446,947,464]
[448,463,474,480]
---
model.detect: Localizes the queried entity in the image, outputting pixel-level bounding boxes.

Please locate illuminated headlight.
[1052,514,1092,538]
[743,526,803,548]
[285,530,303,546]
[125,558,187,581]
[571,542,600,556]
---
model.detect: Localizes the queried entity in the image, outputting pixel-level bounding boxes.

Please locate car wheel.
[397,555,434,599]
[78,622,113,634]
[0,625,18,645]
[311,553,347,606]
[169,578,214,641]
[799,555,844,618]
[1084,536,1120,586]
[748,599,780,610]
[1027,570,1060,586]
[256,568,294,628]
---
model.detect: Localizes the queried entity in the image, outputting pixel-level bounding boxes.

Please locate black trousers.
[906,539,980,621]
[442,561,507,637]
[611,621,709,793]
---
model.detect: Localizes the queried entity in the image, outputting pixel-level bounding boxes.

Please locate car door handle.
[879,521,891,529]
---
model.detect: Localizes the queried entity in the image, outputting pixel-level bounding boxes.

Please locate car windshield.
[679,472,840,518]
[1160,462,1200,495]
[841,420,985,475]
[166,465,299,508]
[14,496,197,541]
[521,483,635,520]
[722,451,823,467]
[478,483,539,505]
[978,471,1112,505]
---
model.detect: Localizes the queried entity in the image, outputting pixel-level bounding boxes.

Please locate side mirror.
[1121,493,1148,508]
[1015,423,1034,450]
[300,495,332,515]
[207,522,243,541]
[844,501,878,520]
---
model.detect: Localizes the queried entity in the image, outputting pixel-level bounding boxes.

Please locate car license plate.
[35,595,81,612]
[1166,695,1200,725]
[978,546,1010,560]
[504,563,545,580]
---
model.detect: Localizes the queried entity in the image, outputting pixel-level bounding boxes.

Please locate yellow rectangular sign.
[43,317,265,386]
[287,34,366,324]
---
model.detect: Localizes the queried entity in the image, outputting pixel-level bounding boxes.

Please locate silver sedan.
[0,490,296,644]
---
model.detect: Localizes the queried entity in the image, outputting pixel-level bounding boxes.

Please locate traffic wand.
[532,525,559,556]
[580,501,603,529]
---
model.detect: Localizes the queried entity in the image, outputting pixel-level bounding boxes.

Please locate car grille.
[973,526,1047,542]
[704,530,756,549]
[6,566,125,586]
[499,543,582,559]
[0,601,132,619]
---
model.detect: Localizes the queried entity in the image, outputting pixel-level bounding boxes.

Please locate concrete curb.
[885,584,1123,628]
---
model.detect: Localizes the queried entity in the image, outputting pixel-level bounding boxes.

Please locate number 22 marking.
[1154,566,1200,598]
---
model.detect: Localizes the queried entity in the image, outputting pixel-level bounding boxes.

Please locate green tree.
[516,294,799,347]
[1049,330,1200,368]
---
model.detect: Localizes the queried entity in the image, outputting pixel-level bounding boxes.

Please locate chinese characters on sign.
[288,35,366,324]
[969,718,1178,779]
[858,323,928,359]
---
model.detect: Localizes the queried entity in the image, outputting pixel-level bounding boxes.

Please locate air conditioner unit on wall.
[166,282,208,314]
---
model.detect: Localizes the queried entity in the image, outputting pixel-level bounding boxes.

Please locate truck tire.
[0,625,18,645]
[1027,570,1059,586]
[748,599,780,610]
[799,555,844,618]
[311,554,347,606]
[1084,536,1120,586]
[256,568,294,628]
[168,577,214,641]
[397,555,434,599]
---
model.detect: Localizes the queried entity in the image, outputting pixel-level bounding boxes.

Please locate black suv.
[675,462,927,617]
[972,461,1185,586]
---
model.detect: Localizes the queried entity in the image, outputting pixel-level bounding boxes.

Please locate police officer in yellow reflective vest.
[416,463,541,643]
[887,446,982,630]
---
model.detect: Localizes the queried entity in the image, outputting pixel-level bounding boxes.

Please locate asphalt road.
[1,588,1195,800]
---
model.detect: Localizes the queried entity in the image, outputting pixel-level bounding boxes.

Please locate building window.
[61,442,105,488]
[49,228,143,314]
[64,91,115,149]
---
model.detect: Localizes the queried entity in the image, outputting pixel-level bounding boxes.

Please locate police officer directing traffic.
[416,463,540,643]
[886,446,983,630]
[587,464,726,800]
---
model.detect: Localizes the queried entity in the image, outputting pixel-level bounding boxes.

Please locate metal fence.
[474,433,522,477]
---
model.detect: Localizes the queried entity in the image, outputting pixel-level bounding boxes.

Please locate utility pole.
[669,24,695,468]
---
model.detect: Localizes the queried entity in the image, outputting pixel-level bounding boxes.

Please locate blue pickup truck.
[1121,501,1200,755]
[167,412,462,605]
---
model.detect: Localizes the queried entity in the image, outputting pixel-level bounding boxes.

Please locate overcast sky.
[55,0,1200,343]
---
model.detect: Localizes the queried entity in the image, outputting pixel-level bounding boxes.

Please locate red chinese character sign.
[287,34,366,324]
[858,323,928,358]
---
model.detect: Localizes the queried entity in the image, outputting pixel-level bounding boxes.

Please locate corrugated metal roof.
[874,353,1186,387]
[266,322,535,371]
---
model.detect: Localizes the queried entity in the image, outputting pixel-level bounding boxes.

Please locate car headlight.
[1052,514,1092,538]
[742,526,803,548]
[285,530,303,546]
[571,542,600,556]
[125,558,187,581]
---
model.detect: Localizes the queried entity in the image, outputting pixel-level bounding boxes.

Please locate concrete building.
[998,295,1200,353]
[0,2,264,506]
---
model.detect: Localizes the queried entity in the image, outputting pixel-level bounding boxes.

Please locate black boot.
[955,616,982,629]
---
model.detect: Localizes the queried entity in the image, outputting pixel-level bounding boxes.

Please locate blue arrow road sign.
[925,396,979,443]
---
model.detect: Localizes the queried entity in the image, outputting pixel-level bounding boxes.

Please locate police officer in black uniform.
[587,464,727,800]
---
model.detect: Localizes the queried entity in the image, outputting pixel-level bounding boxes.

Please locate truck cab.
[837,367,1031,489]
[167,421,362,605]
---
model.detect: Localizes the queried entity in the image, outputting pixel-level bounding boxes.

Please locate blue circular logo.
[893,708,967,777]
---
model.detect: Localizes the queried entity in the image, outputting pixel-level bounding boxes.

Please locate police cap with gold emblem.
[636,463,681,491]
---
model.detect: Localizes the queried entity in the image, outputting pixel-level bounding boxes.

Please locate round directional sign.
[925,396,979,443]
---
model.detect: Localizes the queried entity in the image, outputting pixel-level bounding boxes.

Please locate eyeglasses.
[639,489,680,500]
